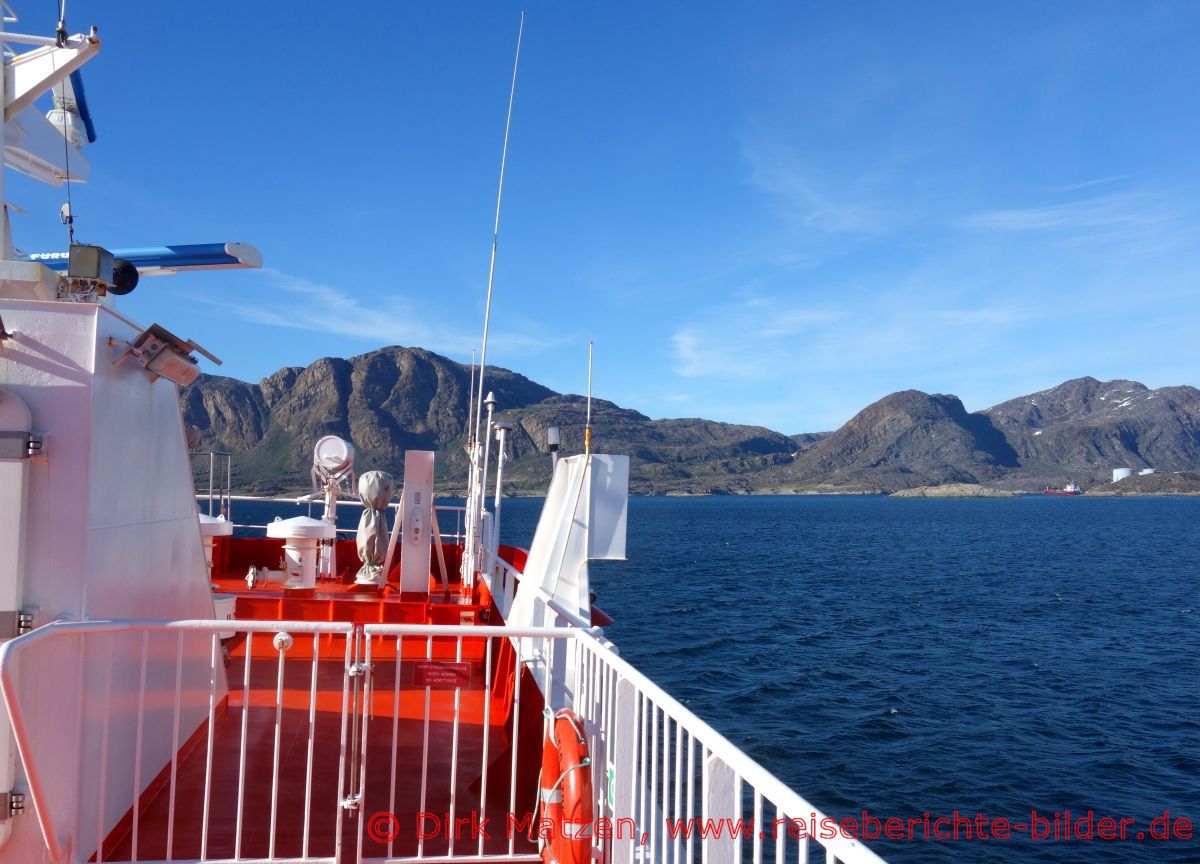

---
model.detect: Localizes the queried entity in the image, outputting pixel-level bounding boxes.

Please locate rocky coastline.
[890,483,1019,498]
[1084,472,1200,496]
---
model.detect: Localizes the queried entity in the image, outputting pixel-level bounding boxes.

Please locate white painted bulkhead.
[0,297,224,862]
[0,385,32,849]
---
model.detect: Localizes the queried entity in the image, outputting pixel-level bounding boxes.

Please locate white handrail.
[572,629,889,864]
[0,618,889,864]
[0,618,356,863]
[361,622,566,639]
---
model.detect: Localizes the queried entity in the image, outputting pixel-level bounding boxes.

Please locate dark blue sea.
[232,494,1199,863]
[499,495,1200,864]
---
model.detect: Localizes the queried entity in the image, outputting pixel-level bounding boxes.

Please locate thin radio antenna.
[466,348,476,437]
[585,340,593,454]
[461,12,525,586]
[471,10,524,451]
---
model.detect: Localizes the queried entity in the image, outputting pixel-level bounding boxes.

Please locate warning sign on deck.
[413,661,472,689]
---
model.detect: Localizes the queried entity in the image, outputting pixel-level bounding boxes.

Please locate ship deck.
[97,537,543,862]
[100,647,540,861]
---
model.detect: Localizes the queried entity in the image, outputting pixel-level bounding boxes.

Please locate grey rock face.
[985,377,1200,478]
[182,352,1199,494]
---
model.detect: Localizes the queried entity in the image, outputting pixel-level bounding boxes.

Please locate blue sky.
[11,2,1200,433]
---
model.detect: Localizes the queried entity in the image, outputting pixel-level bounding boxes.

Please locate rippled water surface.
[497,494,1200,864]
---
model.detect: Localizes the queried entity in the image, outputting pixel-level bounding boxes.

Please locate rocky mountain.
[772,390,1019,491]
[180,351,1200,494]
[984,377,1200,478]
[182,346,796,494]
[502,399,796,495]
[182,347,556,490]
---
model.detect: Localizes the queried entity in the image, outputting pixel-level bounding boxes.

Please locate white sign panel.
[400,450,435,594]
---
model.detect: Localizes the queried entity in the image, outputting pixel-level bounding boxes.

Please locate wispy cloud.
[961,191,1170,235]
[671,294,840,379]
[930,307,1036,327]
[739,130,897,236]
[959,190,1188,265]
[667,285,1053,422]
[1047,174,1131,194]
[195,268,552,356]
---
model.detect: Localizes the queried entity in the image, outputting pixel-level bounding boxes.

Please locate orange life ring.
[538,708,593,864]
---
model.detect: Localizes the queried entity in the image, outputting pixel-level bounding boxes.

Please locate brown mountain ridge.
[179,348,1200,494]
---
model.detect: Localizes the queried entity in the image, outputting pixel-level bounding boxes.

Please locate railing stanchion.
[166,632,184,861]
[199,632,218,861]
[508,634,523,857]
[131,631,149,861]
[447,635,465,857]
[235,632,253,859]
[417,634,433,858]
[96,634,115,863]
[478,634,494,856]
[333,625,355,864]
[385,633,403,858]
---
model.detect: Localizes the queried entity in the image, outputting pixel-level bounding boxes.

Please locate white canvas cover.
[355,470,393,585]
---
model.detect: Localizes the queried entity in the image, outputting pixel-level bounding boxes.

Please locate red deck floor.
[98,538,544,862]
[100,641,543,861]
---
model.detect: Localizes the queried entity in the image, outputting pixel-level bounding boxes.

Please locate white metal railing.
[485,554,521,621]
[188,494,469,545]
[0,619,358,864]
[436,504,468,544]
[189,451,233,520]
[568,632,888,864]
[0,619,887,864]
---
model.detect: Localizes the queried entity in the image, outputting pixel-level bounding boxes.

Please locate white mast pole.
[492,421,510,551]
[585,340,593,454]
[462,12,525,585]
[466,349,476,437]
[472,12,524,447]
[480,391,496,568]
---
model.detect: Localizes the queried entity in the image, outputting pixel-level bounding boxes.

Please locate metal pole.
[493,423,511,550]
[464,13,524,586]
[479,394,497,570]
[471,12,525,451]
[481,394,496,509]
[585,340,593,454]
[460,443,479,585]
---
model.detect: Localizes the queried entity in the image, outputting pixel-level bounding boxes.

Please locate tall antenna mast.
[466,348,476,437]
[585,340,593,454]
[461,12,525,587]
[471,10,524,450]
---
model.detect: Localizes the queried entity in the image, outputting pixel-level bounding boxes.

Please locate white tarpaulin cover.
[355,470,393,585]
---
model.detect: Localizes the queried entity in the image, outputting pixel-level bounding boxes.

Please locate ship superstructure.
[0,8,887,864]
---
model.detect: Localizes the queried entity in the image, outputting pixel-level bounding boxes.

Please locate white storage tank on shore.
[1138,468,1156,476]
[1112,468,1134,482]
